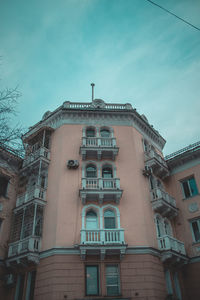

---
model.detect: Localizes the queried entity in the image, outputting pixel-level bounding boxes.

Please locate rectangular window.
[181,177,198,198]
[85,265,99,296]
[15,274,25,300]
[190,219,200,242]
[0,176,9,197]
[106,265,120,296]
[25,271,36,300]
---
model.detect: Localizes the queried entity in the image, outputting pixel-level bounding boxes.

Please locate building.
[0,97,200,300]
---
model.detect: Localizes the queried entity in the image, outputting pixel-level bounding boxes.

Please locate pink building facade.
[0,98,200,300]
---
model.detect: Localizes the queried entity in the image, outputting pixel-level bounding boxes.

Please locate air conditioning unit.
[142,166,152,177]
[5,274,14,286]
[67,160,79,169]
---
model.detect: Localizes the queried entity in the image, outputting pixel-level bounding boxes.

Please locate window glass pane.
[0,176,9,197]
[192,221,200,242]
[86,129,95,137]
[29,271,36,300]
[86,211,98,229]
[86,266,99,295]
[189,178,198,196]
[104,217,116,229]
[100,129,110,137]
[182,181,190,198]
[106,265,120,296]
[86,166,97,178]
[102,167,113,178]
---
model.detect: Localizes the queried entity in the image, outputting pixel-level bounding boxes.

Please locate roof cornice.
[22,100,166,151]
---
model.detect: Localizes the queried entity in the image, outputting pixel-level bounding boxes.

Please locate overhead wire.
[145,0,200,32]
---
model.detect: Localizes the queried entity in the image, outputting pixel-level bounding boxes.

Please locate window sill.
[182,193,200,201]
[192,241,200,245]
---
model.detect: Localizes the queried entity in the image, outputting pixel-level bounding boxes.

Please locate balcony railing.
[82,137,117,147]
[23,146,50,167]
[145,150,169,178]
[8,236,41,257]
[82,178,120,189]
[157,235,186,255]
[16,186,46,207]
[80,178,122,204]
[151,187,178,216]
[81,229,125,245]
[80,137,119,160]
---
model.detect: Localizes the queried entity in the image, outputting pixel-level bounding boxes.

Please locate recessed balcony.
[80,137,119,160]
[22,146,50,169]
[80,229,126,260]
[150,188,178,218]
[16,185,46,207]
[145,150,169,179]
[158,235,188,265]
[79,178,123,204]
[6,236,41,266]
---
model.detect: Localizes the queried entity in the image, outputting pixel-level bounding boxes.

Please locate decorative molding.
[188,202,199,213]
[22,101,166,151]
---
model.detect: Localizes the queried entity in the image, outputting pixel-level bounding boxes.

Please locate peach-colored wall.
[34,254,167,300]
[42,124,158,251]
[165,164,200,257]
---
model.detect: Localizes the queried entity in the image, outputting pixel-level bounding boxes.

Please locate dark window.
[102,166,113,178]
[29,271,36,300]
[85,265,99,296]
[0,176,9,197]
[15,274,25,300]
[191,219,200,242]
[106,265,120,296]
[86,128,95,137]
[0,218,2,232]
[104,210,116,229]
[181,177,198,198]
[100,129,110,138]
[86,165,97,178]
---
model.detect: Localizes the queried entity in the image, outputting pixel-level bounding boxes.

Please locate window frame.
[0,175,9,197]
[85,265,100,296]
[190,218,200,243]
[105,264,120,296]
[181,176,198,199]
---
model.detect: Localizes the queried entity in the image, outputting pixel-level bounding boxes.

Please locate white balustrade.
[145,150,167,167]
[81,229,125,245]
[23,147,50,167]
[82,178,120,190]
[8,236,41,257]
[151,188,177,207]
[82,137,117,148]
[16,186,46,207]
[157,235,186,255]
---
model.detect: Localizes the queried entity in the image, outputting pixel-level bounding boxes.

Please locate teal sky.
[1,0,200,155]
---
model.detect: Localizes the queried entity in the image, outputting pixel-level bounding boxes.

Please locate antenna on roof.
[91,83,95,101]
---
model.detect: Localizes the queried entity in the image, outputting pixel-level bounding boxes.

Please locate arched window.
[86,210,98,229]
[102,166,113,178]
[164,219,172,236]
[104,210,116,229]
[86,164,97,178]
[86,128,95,137]
[155,215,163,238]
[100,128,110,138]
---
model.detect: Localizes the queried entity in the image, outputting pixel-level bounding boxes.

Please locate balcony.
[16,185,46,207]
[158,235,188,265]
[79,178,123,204]
[6,236,41,266]
[145,150,169,179]
[80,229,126,260]
[150,188,178,218]
[80,137,119,160]
[22,146,50,169]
